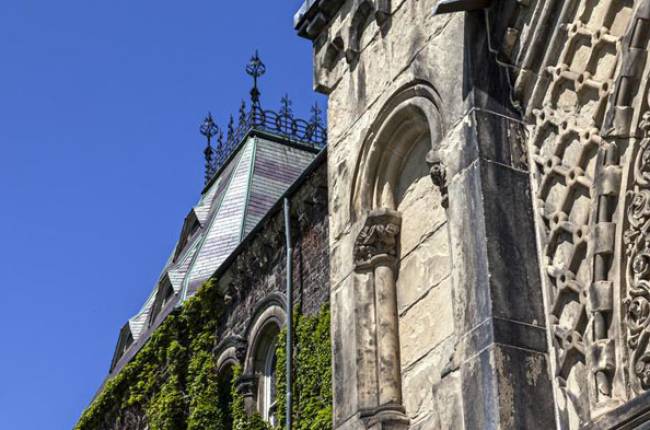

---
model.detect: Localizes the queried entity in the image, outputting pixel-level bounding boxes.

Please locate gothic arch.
[514,0,649,426]
[608,0,650,405]
[350,81,444,218]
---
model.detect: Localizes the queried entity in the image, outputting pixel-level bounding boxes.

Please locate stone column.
[354,208,409,430]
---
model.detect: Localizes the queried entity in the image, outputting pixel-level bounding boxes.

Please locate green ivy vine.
[275,306,332,430]
[75,277,332,430]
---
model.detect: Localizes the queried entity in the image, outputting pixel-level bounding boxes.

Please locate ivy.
[75,280,225,430]
[186,351,225,430]
[275,306,332,430]
[75,278,332,430]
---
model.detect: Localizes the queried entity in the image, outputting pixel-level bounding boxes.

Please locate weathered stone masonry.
[296,0,650,428]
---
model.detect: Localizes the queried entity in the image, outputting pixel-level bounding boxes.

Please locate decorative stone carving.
[426,150,448,209]
[519,0,636,425]
[373,0,390,26]
[235,343,247,363]
[235,375,257,397]
[354,209,401,270]
[624,113,650,395]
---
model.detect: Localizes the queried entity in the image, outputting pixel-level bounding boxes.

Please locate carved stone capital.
[235,374,257,397]
[354,209,402,270]
[426,149,448,209]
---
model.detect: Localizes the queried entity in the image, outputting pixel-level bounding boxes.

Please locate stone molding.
[513,0,650,426]
[214,335,247,373]
[243,299,286,376]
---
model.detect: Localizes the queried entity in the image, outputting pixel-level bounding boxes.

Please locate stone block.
[330,230,355,289]
[479,159,544,326]
[401,336,456,421]
[397,174,447,259]
[331,276,361,426]
[430,370,464,430]
[461,344,555,430]
[447,160,491,335]
[399,277,454,368]
[396,225,451,314]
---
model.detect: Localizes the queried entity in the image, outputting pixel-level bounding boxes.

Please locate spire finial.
[200,112,219,184]
[310,103,324,127]
[227,115,235,142]
[215,129,225,166]
[246,50,266,112]
[238,100,247,126]
[280,94,293,118]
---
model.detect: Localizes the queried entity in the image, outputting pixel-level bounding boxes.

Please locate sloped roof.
[108,131,318,374]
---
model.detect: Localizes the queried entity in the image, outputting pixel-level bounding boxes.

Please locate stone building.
[294,0,650,429]
[79,0,650,429]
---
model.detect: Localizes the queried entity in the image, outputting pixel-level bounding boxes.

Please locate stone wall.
[299,0,650,428]
[299,0,555,428]
[306,1,467,429]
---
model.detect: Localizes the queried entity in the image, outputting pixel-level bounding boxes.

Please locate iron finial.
[215,129,225,165]
[238,100,247,126]
[227,115,235,141]
[310,103,324,127]
[246,50,266,111]
[280,94,293,118]
[200,112,219,140]
[200,113,219,184]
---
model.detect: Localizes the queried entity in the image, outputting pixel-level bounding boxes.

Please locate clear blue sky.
[0,2,323,429]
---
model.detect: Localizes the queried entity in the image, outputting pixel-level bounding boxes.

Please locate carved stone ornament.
[426,149,448,208]
[624,112,650,394]
[354,209,402,270]
[235,373,257,396]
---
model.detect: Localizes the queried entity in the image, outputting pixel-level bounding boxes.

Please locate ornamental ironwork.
[199,52,327,185]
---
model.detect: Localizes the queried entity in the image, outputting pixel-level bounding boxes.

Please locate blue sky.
[0,1,322,428]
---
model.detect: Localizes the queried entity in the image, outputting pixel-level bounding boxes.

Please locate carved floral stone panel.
[623,115,650,396]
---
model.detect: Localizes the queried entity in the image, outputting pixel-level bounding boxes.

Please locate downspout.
[283,197,293,430]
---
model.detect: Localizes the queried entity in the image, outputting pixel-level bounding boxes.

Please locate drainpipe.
[283,197,293,430]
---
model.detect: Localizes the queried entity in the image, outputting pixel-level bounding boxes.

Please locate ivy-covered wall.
[76,279,332,430]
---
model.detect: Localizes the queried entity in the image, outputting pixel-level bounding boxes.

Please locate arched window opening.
[217,363,235,430]
[253,323,280,425]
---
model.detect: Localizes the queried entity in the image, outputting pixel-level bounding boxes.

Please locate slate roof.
[108,131,318,375]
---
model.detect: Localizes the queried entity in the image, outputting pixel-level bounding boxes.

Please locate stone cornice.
[294,0,346,40]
